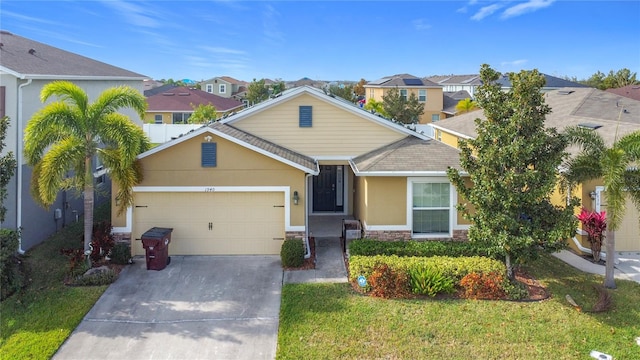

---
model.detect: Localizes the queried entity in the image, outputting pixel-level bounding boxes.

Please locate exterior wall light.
[293,191,299,205]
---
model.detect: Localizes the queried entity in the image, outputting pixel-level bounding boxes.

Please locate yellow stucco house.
[112,86,471,256]
[430,87,640,253]
[364,74,445,124]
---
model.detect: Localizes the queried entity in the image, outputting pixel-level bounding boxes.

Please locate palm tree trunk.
[83,156,94,257]
[603,228,616,289]
[505,253,514,280]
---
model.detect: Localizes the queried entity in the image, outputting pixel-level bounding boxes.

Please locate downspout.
[303,173,312,259]
[16,78,32,254]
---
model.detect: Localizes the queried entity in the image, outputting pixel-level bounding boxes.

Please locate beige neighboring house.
[0,30,147,252]
[430,87,640,253]
[200,76,248,102]
[364,74,444,124]
[112,85,470,256]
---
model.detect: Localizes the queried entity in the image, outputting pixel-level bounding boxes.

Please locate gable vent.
[299,106,312,127]
[162,92,175,96]
[201,142,217,167]
[578,123,602,130]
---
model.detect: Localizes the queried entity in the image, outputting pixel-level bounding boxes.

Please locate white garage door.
[132,192,285,256]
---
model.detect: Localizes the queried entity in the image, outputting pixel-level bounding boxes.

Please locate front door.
[313,165,344,212]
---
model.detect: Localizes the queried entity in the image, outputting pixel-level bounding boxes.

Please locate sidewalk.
[552,250,640,284]
[283,237,348,284]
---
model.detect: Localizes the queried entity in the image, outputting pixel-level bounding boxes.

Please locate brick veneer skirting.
[362,229,469,242]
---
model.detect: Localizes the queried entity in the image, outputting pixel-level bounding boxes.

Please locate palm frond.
[92,86,147,120]
[563,126,606,155]
[36,138,85,206]
[40,81,89,115]
[99,113,151,163]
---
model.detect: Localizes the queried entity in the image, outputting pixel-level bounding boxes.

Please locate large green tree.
[24,81,150,254]
[382,87,424,124]
[0,116,17,223]
[562,126,640,288]
[188,102,217,124]
[582,68,639,90]
[246,78,269,105]
[447,65,578,279]
[329,84,356,103]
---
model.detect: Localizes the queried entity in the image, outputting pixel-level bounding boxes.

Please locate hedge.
[348,238,495,258]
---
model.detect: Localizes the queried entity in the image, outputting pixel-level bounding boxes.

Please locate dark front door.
[313,165,343,212]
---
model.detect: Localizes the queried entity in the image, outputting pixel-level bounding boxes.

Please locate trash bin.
[141,227,173,270]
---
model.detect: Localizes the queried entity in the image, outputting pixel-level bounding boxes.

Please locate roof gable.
[0,31,146,79]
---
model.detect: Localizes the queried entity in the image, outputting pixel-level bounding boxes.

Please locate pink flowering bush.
[576,208,607,262]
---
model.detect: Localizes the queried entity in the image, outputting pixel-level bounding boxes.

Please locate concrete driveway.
[53,255,283,360]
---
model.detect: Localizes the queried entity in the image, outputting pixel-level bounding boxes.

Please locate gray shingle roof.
[209,122,318,171]
[0,30,147,79]
[352,136,461,173]
[365,74,441,88]
[432,87,640,153]
[496,73,588,88]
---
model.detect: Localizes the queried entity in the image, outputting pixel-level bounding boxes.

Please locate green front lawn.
[277,254,640,359]
[0,204,112,360]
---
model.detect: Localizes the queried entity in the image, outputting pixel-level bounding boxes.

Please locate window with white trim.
[154,114,163,124]
[418,89,426,102]
[172,113,191,124]
[431,114,440,122]
[400,89,408,101]
[219,84,226,94]
[412,182,450,235]
[206,84,213,93]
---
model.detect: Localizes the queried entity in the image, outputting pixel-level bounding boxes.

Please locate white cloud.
[199,46,247,56]
[501,0,555,19]
[500,59,528,67]
[412,19,432,31]
[471,4,503,21]
[262,4,284,45]
[99,0,162,28]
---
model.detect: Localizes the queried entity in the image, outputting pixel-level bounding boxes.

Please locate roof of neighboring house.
[146,86,245,113]
[606,84,640,101]
[218,76,246,85]
[144,83,178,97]
[431,87,640,151]
[426,74,482,86]
[351,136,461,174]
[139,121,318,174]
[496,73,588,89]
[365,74,441,88]
[0,30,147,79]
[443,90,472,115]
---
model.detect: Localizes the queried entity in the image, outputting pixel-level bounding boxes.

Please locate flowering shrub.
[459,272,506,300]
[576,208,606,262]
[369,263,411,299]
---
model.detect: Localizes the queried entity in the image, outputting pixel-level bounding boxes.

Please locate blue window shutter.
[299,106,312,127]
[201,143,217,167]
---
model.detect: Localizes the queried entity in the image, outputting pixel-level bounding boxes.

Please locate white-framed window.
[219,84,226,94]
[206,84,213,93]
[408,178,453,237]
[419,89,426,102]
[400,89,408,101]
[154,114,163,124]
[432,114,440,122]
[172,113,191,124]
[369,89,375,99]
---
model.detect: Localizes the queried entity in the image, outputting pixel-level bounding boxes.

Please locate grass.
[277,254,640,359]
[0,203,112,360]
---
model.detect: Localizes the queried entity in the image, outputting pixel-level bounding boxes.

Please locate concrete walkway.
[283,237,348,284]
[553,250,640,284]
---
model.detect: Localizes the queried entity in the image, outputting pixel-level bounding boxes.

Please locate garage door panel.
[133,192,285,255]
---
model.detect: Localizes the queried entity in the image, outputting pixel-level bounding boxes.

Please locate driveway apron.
[52,255,283,360]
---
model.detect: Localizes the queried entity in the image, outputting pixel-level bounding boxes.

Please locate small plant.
[1,228,24,300]
[109,243,132,265]
[408,266,455,297]
[281,238,305,268]
[89,221,115,263]
[576,208,606,262]
[72,268,118,286]
[368,263,410,299]
[60,248,89,277]
[459,271,506,300]
[502,278,529,300]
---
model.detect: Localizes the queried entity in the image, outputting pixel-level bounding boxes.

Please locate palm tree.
[455,98,479,114]
[562,125,640,288]
[24,81,150,255]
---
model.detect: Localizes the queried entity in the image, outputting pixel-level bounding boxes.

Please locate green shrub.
[109,243,131,265]
[349,255,505,286]
[369,263,411,299]
[348,239,493,258]
[90,221,115,263]
[408,266,455,297]
[60,248,89,277]
[502,278,530,300]
[72,269,118,286]
[281,239,305,268]
[1,228,23,300]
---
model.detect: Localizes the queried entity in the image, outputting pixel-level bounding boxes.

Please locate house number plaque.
[204,187,215,192]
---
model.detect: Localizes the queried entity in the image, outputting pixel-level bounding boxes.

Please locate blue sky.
[2,1,639,82]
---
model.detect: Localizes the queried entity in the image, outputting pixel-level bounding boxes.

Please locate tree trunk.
[83,156,94,256]
[603,229,616,289]
[505,253,514,280]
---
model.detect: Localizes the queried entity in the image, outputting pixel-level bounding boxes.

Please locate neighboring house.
[143,79,164,92]
[0,30,147,252]
[145,86,245,124]
[112,86,470,256]
[496,73,589,92]
[606,84,640,101]
[442,90,472,118]
[430,87,640,252]
[364,74,444,124]
[287,77,327,89]
[144,83,178,97]
[199,76,248,102]
[426,74,481,98]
